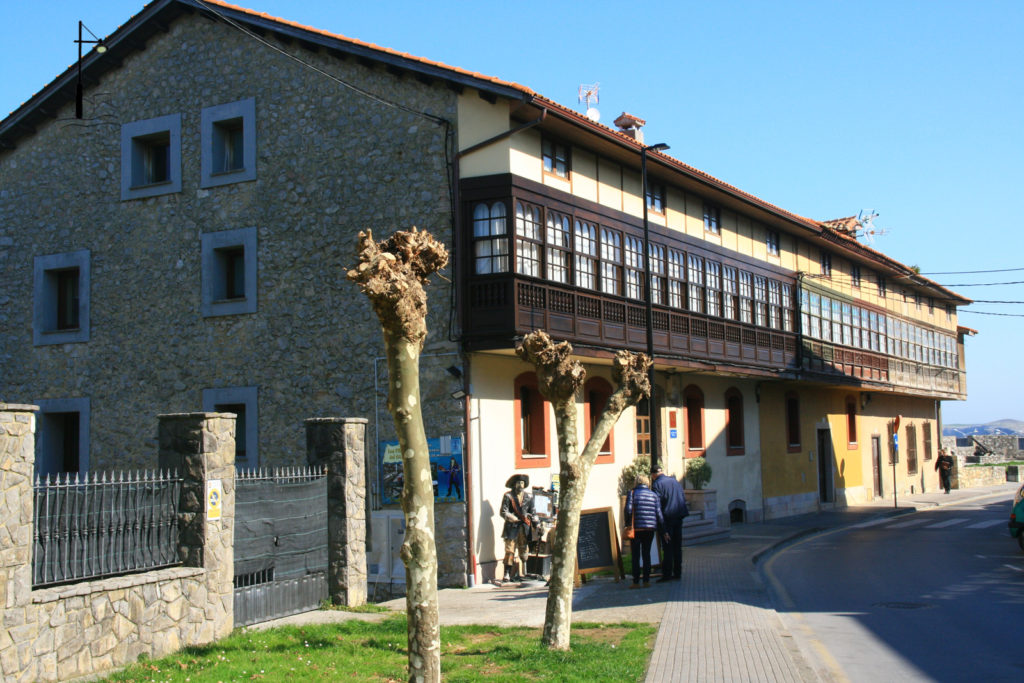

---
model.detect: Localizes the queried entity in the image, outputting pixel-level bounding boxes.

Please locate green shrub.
[618,454,650,496]
[686,457,712,490]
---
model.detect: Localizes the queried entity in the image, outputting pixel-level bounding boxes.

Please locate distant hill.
[944,419,1024,436]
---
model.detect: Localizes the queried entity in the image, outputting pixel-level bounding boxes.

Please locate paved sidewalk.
[254,482,1019,681]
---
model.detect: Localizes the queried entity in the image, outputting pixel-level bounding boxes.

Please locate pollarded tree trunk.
[348,228,448,683]
[516,331,649,650]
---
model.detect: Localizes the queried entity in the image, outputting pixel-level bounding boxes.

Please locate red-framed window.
[684,385,705,457]
[786,392,801,453]
[846,396,858,449]
[584,377,615,463]
[725,388,744,455]
[906,423,918,474]
[513,372,550,469]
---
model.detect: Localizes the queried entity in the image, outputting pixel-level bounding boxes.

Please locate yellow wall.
[467,353,639,576]
[456,92,512,178]
[759,384,943,517]
[666,373,763,517]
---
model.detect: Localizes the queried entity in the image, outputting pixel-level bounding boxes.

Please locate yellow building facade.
[456,86,968,578]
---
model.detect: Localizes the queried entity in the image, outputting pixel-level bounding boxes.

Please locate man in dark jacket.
[624,474,664,587]
[935,449,954,494]
[652,466,688,581]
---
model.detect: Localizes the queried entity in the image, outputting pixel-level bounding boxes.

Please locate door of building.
[817,429,833,503]
[871,436,883,498]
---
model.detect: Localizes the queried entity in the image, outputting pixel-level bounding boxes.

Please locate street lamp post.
[74,21,107,119]
[641,142,669,470]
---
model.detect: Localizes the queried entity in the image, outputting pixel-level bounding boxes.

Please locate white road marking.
[925,518,969,528]
[966,519,1008,529]
[1005,564,1023,573]
[886,518,930,529]
[850,517,893,528]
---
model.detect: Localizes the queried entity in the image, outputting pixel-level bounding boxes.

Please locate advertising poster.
[379,435,464,505]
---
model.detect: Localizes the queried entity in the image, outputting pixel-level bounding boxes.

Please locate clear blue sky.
[3,0,1021,425]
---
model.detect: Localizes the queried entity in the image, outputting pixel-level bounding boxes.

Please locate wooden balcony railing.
[465,276,797,371]
[465,275,966,398]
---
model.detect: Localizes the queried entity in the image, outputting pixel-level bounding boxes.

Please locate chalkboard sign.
[575,507,623,580]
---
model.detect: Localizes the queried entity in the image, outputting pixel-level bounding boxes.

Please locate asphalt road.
[761,493,1024,682]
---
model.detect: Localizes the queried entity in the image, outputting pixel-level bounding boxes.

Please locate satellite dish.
[585,107,600,122]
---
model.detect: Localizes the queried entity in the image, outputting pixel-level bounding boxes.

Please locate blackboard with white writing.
[575,507,622,579]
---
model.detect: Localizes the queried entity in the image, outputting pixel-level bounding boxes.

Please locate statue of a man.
[499,474,536,582]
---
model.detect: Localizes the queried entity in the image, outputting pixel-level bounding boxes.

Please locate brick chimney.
[614,112,646,143]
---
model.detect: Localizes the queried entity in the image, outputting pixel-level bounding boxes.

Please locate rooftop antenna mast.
[855,209,888,244]
[578,82,600,122]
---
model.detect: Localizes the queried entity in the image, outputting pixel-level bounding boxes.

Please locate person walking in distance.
[935,448,954,494]
[624,473,664,588]
[651,466,688,582]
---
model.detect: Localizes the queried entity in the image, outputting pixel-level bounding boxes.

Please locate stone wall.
[957,463,1011,488]
[0,10,462,475]
[942,435,1024,464]
[0,10,468,587]
[0,405,234,682]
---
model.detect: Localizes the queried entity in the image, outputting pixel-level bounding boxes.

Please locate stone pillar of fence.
[158,412,236,641]
[306,417,367,606]
[0,404,38,620]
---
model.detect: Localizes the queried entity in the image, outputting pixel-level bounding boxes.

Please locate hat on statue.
[505,474,529,489]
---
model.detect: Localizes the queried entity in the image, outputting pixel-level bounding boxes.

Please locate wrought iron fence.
[33,470,182,588]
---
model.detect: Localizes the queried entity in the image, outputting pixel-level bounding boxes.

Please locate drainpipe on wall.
[794,273,806,371]
[461,357,476,586]
[455,109,548,161]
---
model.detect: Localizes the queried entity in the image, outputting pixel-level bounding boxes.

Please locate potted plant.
[684,457,717,526]
[686,457,712,490]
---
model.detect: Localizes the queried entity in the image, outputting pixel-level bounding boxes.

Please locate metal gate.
[234,466,327,627]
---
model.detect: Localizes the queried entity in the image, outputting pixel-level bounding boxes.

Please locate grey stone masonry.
[0,406,236,682]
[0,10,462,474]
[307,417,368,607]
[158,412,236,639]
[1,404,37,618]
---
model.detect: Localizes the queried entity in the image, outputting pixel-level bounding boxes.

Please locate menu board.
[575,507,623,579]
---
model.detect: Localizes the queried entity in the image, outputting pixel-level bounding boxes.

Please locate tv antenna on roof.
[855,209,888,245]
[579,82,600,122]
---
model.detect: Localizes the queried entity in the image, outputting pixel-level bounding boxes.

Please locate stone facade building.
[1,0,972,587]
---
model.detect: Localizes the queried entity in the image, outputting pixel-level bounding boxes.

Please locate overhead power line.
[959,310,1024,318]
[921,267,1024,275]
[966,300,1024,304]
[938,280,1024,287]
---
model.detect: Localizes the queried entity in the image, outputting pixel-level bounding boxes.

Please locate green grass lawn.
[101,614,655,682]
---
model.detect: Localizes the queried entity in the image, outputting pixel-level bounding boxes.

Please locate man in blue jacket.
[651,466,688,582]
